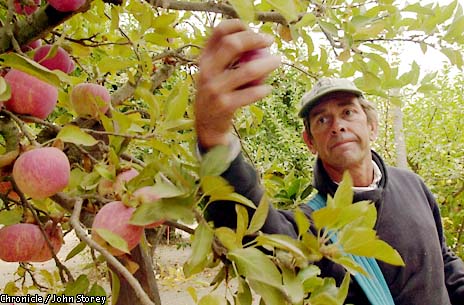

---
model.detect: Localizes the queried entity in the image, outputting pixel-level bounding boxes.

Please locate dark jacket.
[206,150,464,304]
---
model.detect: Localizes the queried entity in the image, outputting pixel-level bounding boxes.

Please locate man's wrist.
[196,134,241,162]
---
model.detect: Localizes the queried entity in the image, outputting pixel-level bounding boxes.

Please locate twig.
[2,110,40,146]
[20,263,49,291]
[9,178,74,284]
[69,198,156,305]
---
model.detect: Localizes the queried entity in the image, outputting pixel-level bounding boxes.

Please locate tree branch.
[148,0,290,25]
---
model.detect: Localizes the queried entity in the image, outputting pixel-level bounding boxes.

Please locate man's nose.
[330,117,346,134]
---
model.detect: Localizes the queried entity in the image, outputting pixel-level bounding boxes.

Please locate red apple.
[47,0,85,12]
[20,39,42,52]
[98,168,139,197]
[0,223,45,262]
[29,221,63,262]
[132,186,165,228]
[231,48,270,89]
[71,83,111,119]
[33,45,75,74]
[12,147,70,200]
[91,201,144,256]
[4,69,58,119]
[14,0,40,15]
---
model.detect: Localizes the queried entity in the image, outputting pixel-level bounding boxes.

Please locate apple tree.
[0,0,462,304]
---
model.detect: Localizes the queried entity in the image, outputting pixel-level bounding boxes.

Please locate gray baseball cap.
[298,78,363,118]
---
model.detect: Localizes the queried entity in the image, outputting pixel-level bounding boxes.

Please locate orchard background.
[0,0,463,304]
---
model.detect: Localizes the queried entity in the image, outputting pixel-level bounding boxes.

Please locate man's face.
[303,92,377,172]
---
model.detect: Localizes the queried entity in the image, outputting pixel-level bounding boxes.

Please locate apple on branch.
[47,0,85,12]
[13,0,40,15]
[71,83,111,119]
[91,201,144,256]
[12,147,71,200]
[33,45,75,74]
[4,69,58,119]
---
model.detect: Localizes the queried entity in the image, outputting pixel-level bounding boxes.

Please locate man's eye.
[318,117,328,124]
[345,109,353,116]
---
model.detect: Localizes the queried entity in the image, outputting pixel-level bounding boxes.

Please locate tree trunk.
[111,237,162,305]
[393,105,408,169]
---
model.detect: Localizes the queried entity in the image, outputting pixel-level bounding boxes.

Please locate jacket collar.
[313,150,387,203]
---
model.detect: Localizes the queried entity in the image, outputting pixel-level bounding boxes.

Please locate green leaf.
[228,248,282,288]
[57,125,98,146]
[0,53,63,87]
[198,294,227,305]
[235,277,253,305]
[0,77,11,102]
[333,171,353,208]
[281,266,304,303]
[210,192,256,209]
[184,222,214,277]
[94,228,129,254]
[63,274,89,295]
[165,81,189,121]
[294,207,310,237]
[65,241,87,261]
[216,227,241,250]
[130,197,193,226]
[246,196,269,235]
[248,279,287,305]
[336,272,351,302]
[110,269,120,305]
[255,234,308,261]
[265,0,298,22]
[200,145,232,177]
[141,181,185,199]
[0,208,23,225]
[338,227,405,266]
[87,283,107,305]
[229,0,255,22]
[236,204,249,241]
[318,21,339,37]
[201,176,234,198]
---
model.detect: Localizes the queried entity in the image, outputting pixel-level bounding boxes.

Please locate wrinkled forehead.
[308,92,360,118]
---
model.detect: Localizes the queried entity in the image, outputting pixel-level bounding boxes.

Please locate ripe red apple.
[20,39,42,52]
[4,69,58,119]
[12,147,70,200]
[33,45,75,74]
[29,222,63,262]
[91,201,144,256]
[71,83,111,119]
[98,168,139,197]
[47,0,85,12]
[132,186,164,228]
[0,223,45,262]
[231,48,270,89]
[14,0,40,15]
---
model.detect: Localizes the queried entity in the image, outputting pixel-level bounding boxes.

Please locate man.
[194,19,464,304]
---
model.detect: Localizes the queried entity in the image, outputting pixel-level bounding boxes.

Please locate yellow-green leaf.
[0,53,62,87]
[265,0,298,22]
[94,228,129,254]
[229,0,255,22]
[0,77,11,102]
[246,196,269,235]
[57,125,98,146]
[184,222,214,277]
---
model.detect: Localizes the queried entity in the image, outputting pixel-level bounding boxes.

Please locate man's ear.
[302,130,318,155]
[369,121,378,141]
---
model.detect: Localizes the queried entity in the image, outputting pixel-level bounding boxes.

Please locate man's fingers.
[200,30,275,77]
[220,84,274,112]
[204,54,281,93]
[203,19,248,52]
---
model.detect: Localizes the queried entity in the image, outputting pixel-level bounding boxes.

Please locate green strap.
[307,194,395,305]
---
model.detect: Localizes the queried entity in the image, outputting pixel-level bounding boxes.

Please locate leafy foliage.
[0,0,463,304]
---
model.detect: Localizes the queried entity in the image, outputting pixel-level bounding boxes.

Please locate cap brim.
[298,88,363,118]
